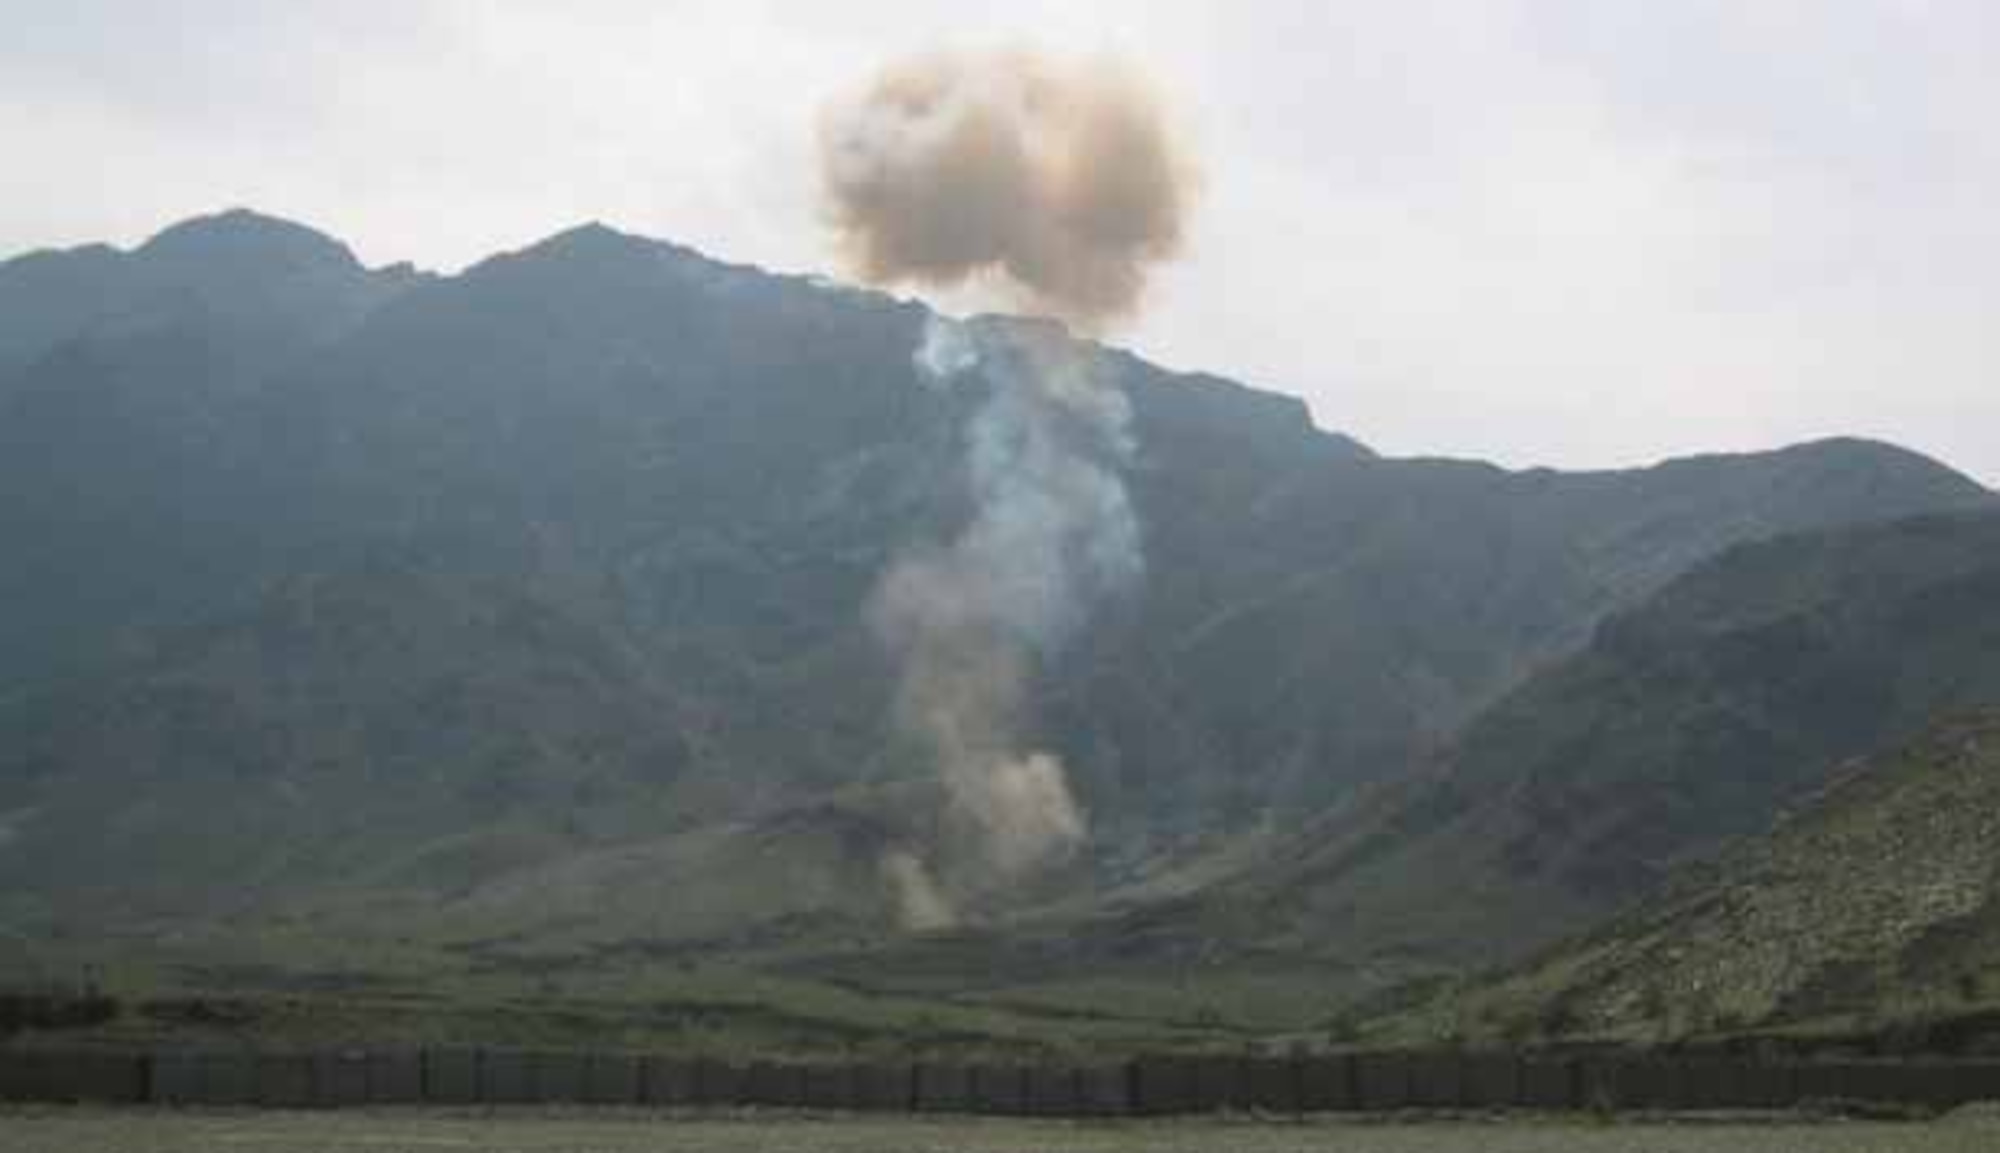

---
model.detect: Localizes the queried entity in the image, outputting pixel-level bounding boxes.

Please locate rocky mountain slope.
[0,210,1990,981]
[1386,706,2000,1047]
[1135,511,2000,1004]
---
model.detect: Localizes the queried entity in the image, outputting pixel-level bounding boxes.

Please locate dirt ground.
[3,1107,2000,1153]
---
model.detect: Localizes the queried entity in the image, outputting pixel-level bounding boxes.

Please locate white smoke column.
[869,316,1140,922]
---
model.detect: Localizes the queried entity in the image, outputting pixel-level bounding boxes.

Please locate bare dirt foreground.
[4,1109,2000,1153]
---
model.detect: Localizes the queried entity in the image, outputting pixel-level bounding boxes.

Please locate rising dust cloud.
[820,48,1194,929]
[820,46,1192,327]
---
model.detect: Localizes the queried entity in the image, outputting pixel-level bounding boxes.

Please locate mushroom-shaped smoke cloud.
[821,47,1192,328]
[821,48,1194,929]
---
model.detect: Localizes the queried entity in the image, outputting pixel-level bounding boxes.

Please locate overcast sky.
[3,1,1995,484]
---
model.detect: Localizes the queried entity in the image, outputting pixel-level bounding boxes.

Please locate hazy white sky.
[3,1,1995,484]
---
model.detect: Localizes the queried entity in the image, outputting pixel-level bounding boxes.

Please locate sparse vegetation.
[1372,709,2000,1052]
[0,988,120,1039]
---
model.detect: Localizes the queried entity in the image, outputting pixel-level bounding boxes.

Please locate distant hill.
[1381,705,2000,1048]
[1136,510,2000,1014]
[0,211,1991,1015]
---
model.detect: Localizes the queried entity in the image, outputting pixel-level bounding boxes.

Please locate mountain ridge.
[1135,508,2000,993]
[1,210,1995,1047]
[1373,704,2000,1049]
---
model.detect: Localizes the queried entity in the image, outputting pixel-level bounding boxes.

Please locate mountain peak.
[138,208,361,275]
[511,221,705,267]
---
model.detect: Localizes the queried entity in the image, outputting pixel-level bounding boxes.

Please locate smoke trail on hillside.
[821,48,1189,928]
[870,316,1139,927]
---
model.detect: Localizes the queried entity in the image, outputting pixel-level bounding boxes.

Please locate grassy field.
[7,920,1337,1058]
[4,1109,2000,1153]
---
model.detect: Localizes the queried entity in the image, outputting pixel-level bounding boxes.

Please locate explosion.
[820,47,1193,927]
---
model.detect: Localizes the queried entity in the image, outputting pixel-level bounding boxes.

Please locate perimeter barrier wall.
[4,1047,1999,1115]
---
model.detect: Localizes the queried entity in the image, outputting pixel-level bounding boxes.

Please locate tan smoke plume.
[822,48,1190,930]
[820,47,1193,327]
